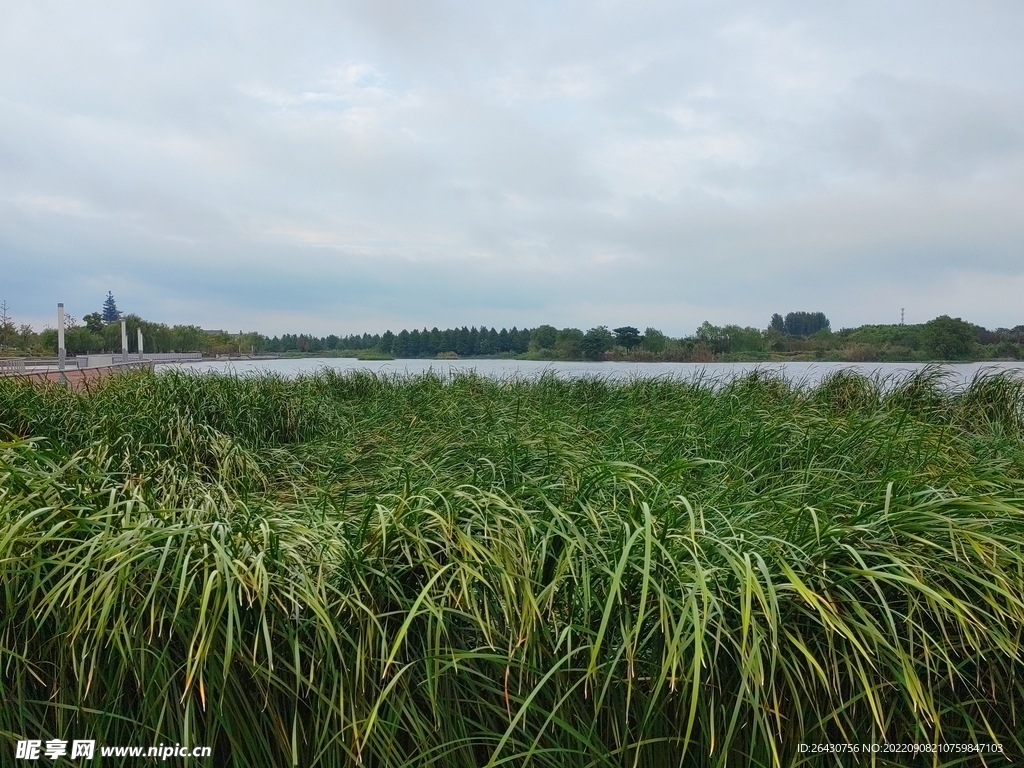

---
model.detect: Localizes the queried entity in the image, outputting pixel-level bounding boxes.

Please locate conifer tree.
[101,292,121,323]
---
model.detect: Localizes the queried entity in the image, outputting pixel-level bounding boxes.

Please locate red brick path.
[6,363,154,391]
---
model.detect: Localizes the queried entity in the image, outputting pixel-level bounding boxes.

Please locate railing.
[1,358,156,377]
[141,352,203,362]
[100,360,156,373]
[2,352,202,376]
[108,353,203,363]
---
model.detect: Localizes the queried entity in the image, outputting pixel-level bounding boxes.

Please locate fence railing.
[2,352,203,376]
[101,360,156,373]
[141,352,203,361]
[104,353,203,364]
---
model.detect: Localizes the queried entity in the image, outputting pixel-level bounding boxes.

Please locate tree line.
[201,316,1024,362]
[2,296,1023,362]
[0,294,208,356]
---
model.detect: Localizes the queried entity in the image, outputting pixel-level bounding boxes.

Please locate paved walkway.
[2,362,154,391]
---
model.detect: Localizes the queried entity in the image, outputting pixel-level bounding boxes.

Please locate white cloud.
[1,0,1022,335]
[483,64,606,107]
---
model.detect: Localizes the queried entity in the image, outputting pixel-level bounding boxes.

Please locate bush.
[921,315,976,359]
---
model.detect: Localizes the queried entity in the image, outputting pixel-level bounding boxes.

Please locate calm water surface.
[160,358,1024,387]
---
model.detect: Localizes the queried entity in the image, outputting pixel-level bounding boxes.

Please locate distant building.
[202,329,226,335]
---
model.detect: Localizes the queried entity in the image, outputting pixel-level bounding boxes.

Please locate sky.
[1,1,1023,336]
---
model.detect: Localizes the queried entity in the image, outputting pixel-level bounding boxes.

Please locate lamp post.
[120,319,128,363]
[57,303,66,385]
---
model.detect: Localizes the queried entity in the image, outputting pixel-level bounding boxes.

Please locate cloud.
[1,0,1023,335]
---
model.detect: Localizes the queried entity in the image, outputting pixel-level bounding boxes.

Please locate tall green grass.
[1,368,1023,766]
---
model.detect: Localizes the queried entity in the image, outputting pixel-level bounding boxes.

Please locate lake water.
[159,358,1024,388]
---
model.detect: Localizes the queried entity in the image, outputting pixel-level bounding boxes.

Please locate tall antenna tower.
[900,308,905,326]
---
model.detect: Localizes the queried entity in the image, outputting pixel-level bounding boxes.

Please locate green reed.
[1,367,1023,766]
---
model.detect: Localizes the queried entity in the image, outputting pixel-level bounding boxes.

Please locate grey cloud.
[2,0,1023,336]
[829,75,1024,181]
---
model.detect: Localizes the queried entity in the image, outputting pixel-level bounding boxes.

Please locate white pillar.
[120,319,128,363]
[57,303,66,379]
[137,328,144,361]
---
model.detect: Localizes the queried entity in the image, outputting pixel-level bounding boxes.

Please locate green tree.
[641,327,667,354]
[530,324,558,350]
[423,328,440,356]
[83,313,104,335]
[239,332,264,355]
[553,328,583,359]
[408,329,422,356]
[770,313,784,332]
[377,330,395,354]
[580,326,614,360]
[764,326,785,351]
[695,322,730,354]
[170,325,205,352]
[14,324,37,352]
[66,327,103,354]
[612,326,641,350]
[102,322,122,352]
[921,315,975,359]
[783,311,830,337]
[40,328,58,353]
[101,292,121,323]
[456,327,472,356]
[394,330,412,357]
[721,325,766,354]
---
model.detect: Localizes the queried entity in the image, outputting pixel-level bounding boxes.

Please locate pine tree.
[101,292,121,323]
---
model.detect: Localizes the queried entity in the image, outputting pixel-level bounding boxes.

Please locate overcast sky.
[2,1,1023,335]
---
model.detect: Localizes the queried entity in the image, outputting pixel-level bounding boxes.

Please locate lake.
[159,358,1024,387]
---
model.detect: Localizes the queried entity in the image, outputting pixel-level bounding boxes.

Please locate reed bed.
[1,368,1023,767]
